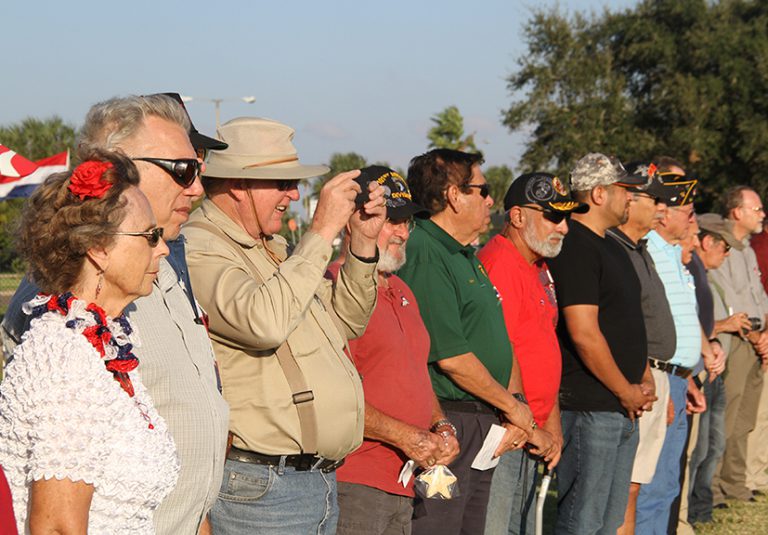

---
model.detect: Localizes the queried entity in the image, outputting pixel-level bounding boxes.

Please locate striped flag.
[0,149,70,200]
[0,144,38,179]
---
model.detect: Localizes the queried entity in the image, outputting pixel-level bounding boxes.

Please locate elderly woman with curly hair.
[0,150,179,534]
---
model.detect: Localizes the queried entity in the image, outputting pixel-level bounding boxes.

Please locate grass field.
[538,472,768,534]
[0,272,23,320]
[695,493,768,535]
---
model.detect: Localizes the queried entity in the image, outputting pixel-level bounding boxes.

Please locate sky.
[3,0,639,173]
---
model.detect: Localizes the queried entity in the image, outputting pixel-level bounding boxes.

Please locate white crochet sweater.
[0,297,179,534]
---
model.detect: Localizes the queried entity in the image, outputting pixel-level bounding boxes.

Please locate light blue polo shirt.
[646,230,701,368]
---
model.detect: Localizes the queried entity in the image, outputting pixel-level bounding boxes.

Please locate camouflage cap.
[569,153,644,191]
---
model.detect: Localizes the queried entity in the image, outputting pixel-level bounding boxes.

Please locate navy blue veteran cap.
[504,172,589,214]
[656,170,698,206]
[622,161,658,192]
[354,165,428,219]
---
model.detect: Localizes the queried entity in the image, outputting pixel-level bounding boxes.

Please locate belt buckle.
[310,457,327,472]
[294,454,315,471]
[320,458,344,473]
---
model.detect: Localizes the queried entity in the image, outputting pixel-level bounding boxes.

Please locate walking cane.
[535,467,553,535]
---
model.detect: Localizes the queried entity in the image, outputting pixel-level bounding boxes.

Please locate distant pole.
[181,95,256,129]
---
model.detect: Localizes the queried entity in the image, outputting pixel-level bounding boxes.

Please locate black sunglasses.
[520,205,570,224]
[133,157,201,188]
[109,227,164,247]
[276,179,299,192]
[464,183,490,198]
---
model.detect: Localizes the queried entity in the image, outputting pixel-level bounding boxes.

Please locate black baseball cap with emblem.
[354,165,428,219]
[620,160,697,206]
[622,161,658,192]
[504,172,589,214]
[656,169,698,206]
[148,92,229,152]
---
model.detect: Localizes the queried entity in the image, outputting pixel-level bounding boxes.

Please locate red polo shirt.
[478,235,561,426]
[328,264,433,497]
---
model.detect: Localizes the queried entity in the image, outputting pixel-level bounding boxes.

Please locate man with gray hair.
[479,172,588,535]
[184,117,386,535]
[710,185,768,505]
[546,153,653,535]
[1,94,230,535]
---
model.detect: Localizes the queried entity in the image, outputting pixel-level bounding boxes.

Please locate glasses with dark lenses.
[133,157,201,188]
[276,179,299,192]
[521,205,570,224]
[464,183,490,198]
[110,227,164,247]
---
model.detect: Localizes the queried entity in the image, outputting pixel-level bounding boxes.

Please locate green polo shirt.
[398,218,513,401]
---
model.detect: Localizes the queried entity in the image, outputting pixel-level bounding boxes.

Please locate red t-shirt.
[0,465,17,535]
[751,230,768,293]
[328,264,433,497]
[478,235,561,427]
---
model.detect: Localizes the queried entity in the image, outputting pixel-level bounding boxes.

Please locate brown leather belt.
[648,358,693,378]
[227,445,344,473]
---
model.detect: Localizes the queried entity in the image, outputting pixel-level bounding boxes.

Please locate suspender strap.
[184,220,319,454]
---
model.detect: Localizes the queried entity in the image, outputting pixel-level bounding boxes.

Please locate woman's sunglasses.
[109,227,164,247]
[133,157,201,188]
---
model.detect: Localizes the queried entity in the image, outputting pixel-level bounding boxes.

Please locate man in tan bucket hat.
[183,116,386,535]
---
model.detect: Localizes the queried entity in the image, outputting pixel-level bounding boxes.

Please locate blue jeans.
[688,375,726,523]
[210,458,339,535]
[635,374,689,534]
[555,411,639,535]
[484,449,538,535]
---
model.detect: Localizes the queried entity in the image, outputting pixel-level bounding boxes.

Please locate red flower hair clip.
[68,160,114,200]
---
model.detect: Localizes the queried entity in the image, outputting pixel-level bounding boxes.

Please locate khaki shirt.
[184,199,374,460]
[709,237,768,329]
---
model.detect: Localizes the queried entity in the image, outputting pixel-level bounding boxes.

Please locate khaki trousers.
[746,365,768,490]
[714,336,765,502]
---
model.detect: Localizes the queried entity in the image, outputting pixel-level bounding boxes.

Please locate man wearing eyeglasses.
[1,94,230,535]
[687,213,748,526]
[478,172,587,535]
[631,158,725,534]
[710,185,768,506]
[183,117,386,535]
[602,162,674,535]
[397,149,536,535]
[545,153,652,535]
[325,166,460,535]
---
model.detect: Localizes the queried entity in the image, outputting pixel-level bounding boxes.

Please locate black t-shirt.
[548,220,647,413]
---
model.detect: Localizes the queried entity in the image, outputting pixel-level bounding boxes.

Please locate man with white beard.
[328,166,460,535]
[478,172,589,535]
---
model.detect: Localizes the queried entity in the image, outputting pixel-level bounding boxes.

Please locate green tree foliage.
[0,116,76,160]
[484,165,515,213]
[0,200,25,272]
[428,106,478,152]
[0,117,77,273]
[504,0,768,211]
[311,152,368,199]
